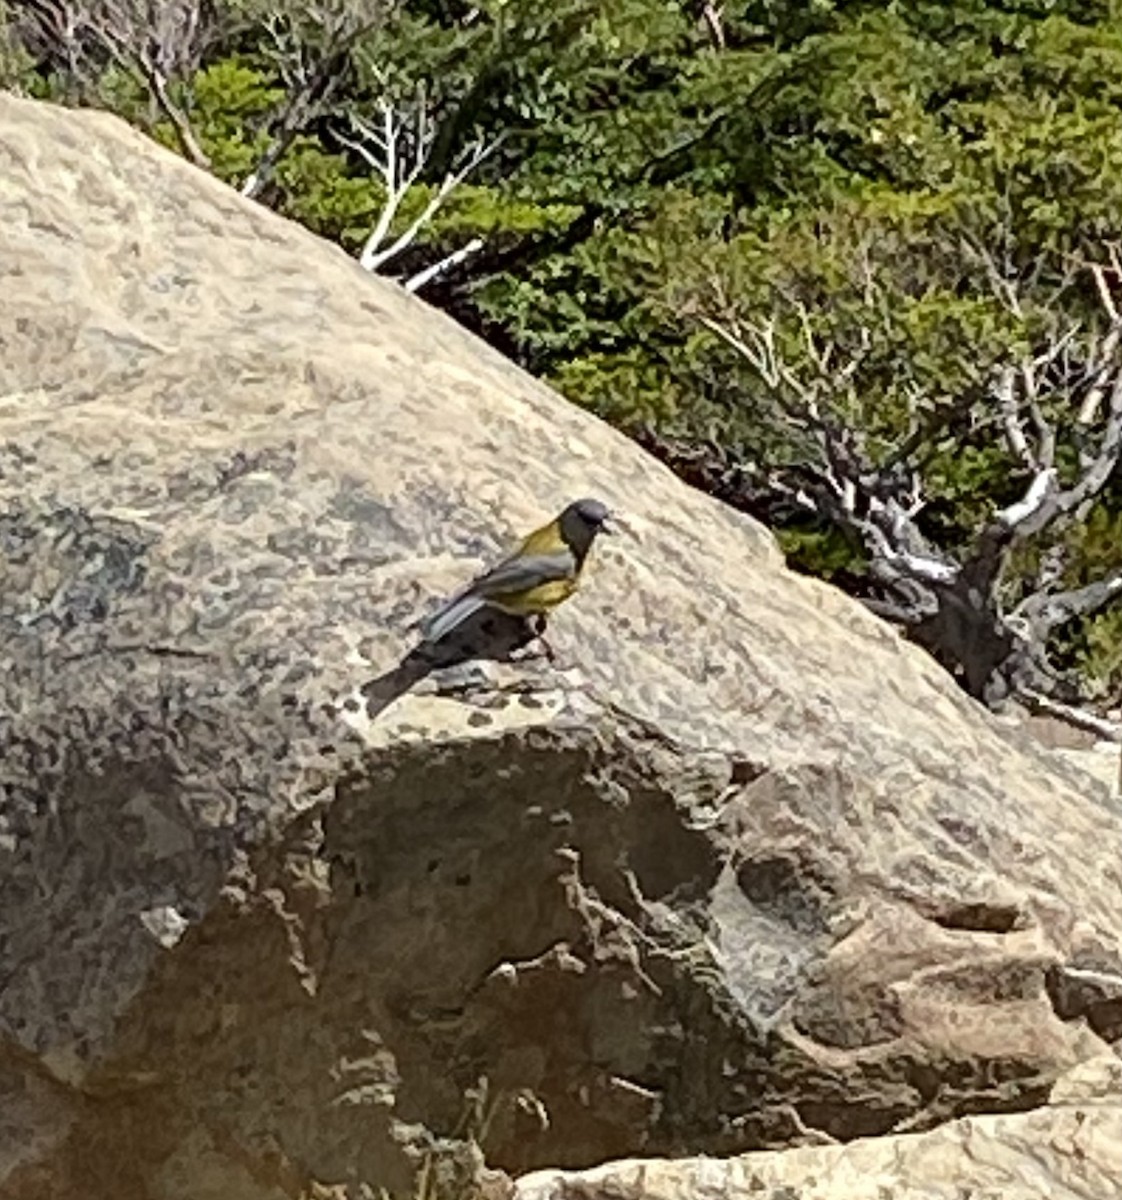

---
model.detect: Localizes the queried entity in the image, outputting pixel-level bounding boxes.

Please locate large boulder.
[0,93,1120,1198]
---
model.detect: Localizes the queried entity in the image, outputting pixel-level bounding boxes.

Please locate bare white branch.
[1092,261,1119,323]
[21,0,215,166]
[238,2,393,200]
[1061,964,1122,988]
[995,468,1057,529]
[1018,692,1122,744]
[995,365,1035,468]
[1078,263,1122,426]
[864,521,958,585]
[699,315,782,389]
[341,103,423,269]
[404,236,485,292]
[961,232,1023,317]
[340,98,501,275]
[696,0,725,49]
[693,248,1122,708]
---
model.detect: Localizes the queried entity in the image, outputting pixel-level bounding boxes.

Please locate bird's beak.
[600,513,619,535]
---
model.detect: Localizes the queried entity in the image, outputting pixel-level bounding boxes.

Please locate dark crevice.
[1046,963,1122,1042]
[929,903,1022,935]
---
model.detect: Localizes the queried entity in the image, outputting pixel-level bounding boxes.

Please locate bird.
[419,497,615,648]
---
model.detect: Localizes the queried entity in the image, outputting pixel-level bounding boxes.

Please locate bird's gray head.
[559,497,614,559]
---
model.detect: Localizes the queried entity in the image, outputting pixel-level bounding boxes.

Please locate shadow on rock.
[363,608,546,718]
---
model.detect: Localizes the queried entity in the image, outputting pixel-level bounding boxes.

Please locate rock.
[1053,745,1121,796]
[2,93,1122,1198]
[513,1052,1122,1200]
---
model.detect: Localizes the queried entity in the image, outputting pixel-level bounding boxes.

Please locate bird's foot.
[510,615,563,668]
[534,627,575,671]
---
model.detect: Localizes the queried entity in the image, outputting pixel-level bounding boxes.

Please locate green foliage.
[1053,500,1122,693]
[0,2,33,92]
[273,139,378,250]
[777,521,864,583]
[187,58,285,185]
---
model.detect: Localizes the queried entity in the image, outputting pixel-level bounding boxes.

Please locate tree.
[15,0,220,166]
[669,214,1122,706]
[234,0,392,200]
[10,0,496,288]
[335,93,501,290]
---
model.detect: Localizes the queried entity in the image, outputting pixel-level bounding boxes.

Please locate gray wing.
[467,549,576,598]
[420,549,575,643]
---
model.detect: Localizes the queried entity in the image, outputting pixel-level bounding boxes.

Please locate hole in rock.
[735,853,834,936]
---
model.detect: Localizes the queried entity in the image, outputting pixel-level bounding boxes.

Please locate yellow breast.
[492,577,578,615]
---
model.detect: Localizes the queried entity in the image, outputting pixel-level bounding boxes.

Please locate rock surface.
[1,93,1122,1199]
[514,1052,1122,1200]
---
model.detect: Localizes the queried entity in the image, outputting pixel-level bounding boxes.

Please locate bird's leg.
[531,614,559,666]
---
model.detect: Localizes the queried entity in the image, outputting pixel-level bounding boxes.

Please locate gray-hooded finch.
[420,497,615,645]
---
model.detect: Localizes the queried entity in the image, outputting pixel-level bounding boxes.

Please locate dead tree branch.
[1019,691,1122,742]
[695,0,725,49]
[404,236,485,293]
[695,254,1122,706]
[337,96,502,278]
[18,0,215,168]
[239,4,390,201]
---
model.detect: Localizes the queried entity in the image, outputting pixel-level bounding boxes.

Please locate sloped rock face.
[1,93,1121,1199]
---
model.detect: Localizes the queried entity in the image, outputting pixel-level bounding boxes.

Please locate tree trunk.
[907,587,1016,701]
